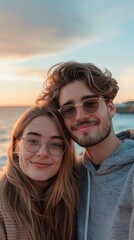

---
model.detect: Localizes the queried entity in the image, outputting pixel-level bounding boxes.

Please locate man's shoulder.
[116,129,134,141]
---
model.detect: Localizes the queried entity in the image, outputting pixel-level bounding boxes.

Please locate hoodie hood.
[116,129,134,140]
[83,130,134,175]
[77,129,134,240]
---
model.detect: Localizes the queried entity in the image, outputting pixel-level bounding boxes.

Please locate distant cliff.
[115,101,134,113]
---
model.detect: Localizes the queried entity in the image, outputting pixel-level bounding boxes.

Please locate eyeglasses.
[21,137,65,156]
[58,97,107,119]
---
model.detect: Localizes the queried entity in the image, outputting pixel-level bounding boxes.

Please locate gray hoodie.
[77,130,134,240]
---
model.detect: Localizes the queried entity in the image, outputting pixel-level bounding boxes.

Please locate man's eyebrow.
[60,100,74,107]
[81,95,99,101]
[61,95,99,107]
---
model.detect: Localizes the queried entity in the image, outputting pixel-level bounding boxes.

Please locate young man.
[36,61,134,240]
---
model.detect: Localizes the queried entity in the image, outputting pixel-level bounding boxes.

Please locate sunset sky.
[0,0,134,106]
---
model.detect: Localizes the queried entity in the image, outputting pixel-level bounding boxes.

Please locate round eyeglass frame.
[58,97,107,119]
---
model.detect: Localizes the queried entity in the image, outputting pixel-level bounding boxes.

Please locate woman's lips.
[31,162,51,168]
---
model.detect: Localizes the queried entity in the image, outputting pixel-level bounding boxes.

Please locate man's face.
[59,80,115,147]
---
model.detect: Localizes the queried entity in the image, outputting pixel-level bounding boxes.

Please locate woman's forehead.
[23,115,61,138]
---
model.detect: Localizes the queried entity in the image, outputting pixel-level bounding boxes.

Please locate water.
[0,106,29,167]
[0,106,134,167]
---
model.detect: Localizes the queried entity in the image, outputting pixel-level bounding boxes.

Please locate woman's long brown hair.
[1,105,79,240]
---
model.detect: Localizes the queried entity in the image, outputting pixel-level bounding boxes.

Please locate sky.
[0,0,134,106]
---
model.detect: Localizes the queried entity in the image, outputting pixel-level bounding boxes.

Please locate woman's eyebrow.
[26,132,63,140]
[51,136,63,140]
[26,132,41,136]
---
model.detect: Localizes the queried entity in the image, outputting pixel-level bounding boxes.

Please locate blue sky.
[0,0,134,106]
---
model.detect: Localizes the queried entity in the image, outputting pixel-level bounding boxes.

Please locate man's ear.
[108,100,116,118]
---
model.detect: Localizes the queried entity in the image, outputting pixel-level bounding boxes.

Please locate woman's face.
[18,116,64,181]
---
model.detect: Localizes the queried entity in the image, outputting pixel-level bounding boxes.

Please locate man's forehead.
[59,80,95,106]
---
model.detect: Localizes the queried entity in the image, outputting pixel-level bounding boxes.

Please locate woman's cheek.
[19,151,34,163]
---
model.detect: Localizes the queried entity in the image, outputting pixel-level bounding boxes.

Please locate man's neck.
[85,132,122,164]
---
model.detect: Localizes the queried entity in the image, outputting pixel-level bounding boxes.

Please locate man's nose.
[75,105,89,121]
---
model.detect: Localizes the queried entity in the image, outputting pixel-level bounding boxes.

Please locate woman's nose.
[36,143,49,157]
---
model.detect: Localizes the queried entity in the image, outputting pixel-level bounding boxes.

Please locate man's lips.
[72,120,99,131]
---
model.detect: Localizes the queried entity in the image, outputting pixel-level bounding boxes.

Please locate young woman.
[0,105,79,240]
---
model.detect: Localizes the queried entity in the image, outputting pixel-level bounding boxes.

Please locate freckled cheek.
[19,145,35,160]
[19,151,34,165]
[19,154,33,175]
[56,158,63,170]
[53,162,62,176]
[52,154,62,162]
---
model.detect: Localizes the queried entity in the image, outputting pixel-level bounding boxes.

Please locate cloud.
[0,62,46,82]
[0,0,134,61]
[13,67,47,82]
[0,0,91,59]
[115,65,134,102]
[118,66,134,86]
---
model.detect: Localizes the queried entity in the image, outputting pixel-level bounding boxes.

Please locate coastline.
[115,101,134,114]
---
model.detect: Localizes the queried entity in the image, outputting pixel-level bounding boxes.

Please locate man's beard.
[68,116,113,147]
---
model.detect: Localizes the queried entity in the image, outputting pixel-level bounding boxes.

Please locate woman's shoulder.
[0,180,7,226]
[0,181,6,208]
[0,179,4,193]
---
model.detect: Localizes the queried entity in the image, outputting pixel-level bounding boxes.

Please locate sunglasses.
[58,97,107,119]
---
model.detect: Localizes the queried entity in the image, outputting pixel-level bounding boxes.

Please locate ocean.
[0,106,134,167]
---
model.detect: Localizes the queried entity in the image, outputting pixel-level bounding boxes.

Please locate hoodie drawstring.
[84,170,90,240]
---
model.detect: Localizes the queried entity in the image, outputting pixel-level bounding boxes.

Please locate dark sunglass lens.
[83,99,99,113]
[61,105,76,119]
